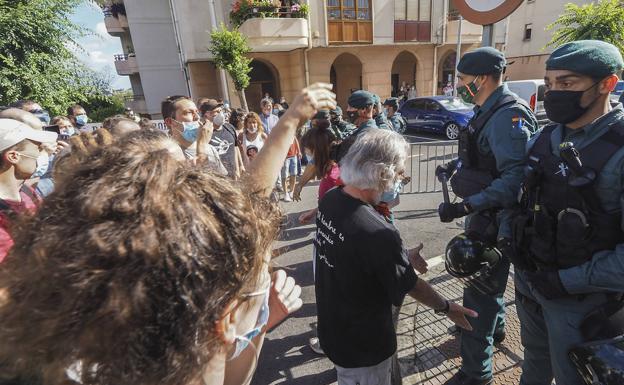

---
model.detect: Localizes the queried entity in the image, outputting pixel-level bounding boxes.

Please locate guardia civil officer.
[329,106,356,140]
[508,40,624,385]
[383,97,407,134]
[436,47,538,385]
[372,94,391,130]
[293,91,379,201]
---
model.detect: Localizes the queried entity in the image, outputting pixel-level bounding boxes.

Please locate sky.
[71,2,131,90]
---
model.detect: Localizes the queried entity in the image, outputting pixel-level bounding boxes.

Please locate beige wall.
[505,0,587,59]
[505,54,549,81]
[188,61,220,100]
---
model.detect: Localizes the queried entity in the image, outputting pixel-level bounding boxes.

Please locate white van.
[505,79,549,127]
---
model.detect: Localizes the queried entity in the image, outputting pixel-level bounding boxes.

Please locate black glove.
[524,270,568,300]
[436,160,458,182]
[497,237,530,271]
[438,202,468,223]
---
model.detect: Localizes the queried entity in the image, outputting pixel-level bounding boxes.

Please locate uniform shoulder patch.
[512,116,525,129]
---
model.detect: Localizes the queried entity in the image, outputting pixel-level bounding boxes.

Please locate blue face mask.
[380,180,403,203]
[75,114,88,126]
[175,120,200,143]
[230,284,271,359]
[32,110,51,125]
[31,153,50,178]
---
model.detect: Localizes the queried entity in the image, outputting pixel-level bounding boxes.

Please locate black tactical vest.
[513,122,624,271]
[451,94,518,198]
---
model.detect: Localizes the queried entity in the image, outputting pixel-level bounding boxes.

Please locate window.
[426,101,441,112]
[327,0,373,43]
[327,0,371,21]
[394,0,432,42]
[408,99,427,110]
[394,0,431,21]
[524,23,532,40]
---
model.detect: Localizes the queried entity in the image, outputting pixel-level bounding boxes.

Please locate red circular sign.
[451,0,524,25]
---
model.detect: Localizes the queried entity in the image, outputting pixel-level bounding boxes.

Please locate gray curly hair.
[339,129,408,192]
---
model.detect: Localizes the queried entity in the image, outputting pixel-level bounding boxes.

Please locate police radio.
[559,142,596,187]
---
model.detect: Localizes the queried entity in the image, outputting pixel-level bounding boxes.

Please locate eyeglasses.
[16,152,39,160]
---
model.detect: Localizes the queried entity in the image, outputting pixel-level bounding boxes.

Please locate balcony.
[124,95,148,114]
[446,16,484,44]
[238,17,309,52]
[114,54,138,75]
[103,4,128,37]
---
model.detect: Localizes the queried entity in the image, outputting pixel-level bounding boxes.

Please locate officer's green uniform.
[384,98,407,134]
[444,47,538,385]
[510,40,624,385]
[372,94,391,130]
[335,92,378,163]
[330,106,356,140]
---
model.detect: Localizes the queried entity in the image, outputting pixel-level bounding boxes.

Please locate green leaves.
[546,0,624,56]
[0,0,109,115]
[209,23,252,92]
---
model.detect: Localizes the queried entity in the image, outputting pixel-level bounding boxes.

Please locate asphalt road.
[252,132,464,384]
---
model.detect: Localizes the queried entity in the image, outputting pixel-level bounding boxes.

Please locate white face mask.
[247,125,258,134]
[213,112,225,127]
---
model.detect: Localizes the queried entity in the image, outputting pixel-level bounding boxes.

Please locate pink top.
[318,163,341,200]
[0,187,39,263]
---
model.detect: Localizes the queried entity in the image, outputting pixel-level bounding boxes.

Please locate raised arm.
[244,83,335,196]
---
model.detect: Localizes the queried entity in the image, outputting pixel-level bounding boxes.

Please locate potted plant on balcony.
[290,2,309,18]
[230,0,281,27]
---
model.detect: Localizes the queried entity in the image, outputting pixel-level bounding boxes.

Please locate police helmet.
[569,335,624,385]
[445,233,502,294]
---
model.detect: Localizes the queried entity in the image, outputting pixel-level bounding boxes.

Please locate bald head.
[0,108,43,130]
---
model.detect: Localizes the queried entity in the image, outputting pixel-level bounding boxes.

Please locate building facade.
[104,0,507,118]
[503,0,587,81]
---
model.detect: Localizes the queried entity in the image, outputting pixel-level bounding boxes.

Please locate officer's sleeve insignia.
[512,116,525,129]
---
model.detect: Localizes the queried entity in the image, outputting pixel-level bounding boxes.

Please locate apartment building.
[503,0,587,81]
[104,0,507,118]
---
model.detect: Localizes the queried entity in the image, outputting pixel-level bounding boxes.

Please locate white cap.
[0,119,58,152]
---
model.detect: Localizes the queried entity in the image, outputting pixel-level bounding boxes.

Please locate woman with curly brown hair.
[0,83,336,385]
[238,112,267,169]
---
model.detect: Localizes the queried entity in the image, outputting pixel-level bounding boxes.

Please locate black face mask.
[544,81,601,124]
[347,110,359,124]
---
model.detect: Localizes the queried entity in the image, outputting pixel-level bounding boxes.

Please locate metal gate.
[404,140,458,193]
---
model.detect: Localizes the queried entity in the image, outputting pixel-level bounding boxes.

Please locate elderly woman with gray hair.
[314,129,478,385]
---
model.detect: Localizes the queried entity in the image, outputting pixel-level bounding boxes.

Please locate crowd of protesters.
[0,78,476,385]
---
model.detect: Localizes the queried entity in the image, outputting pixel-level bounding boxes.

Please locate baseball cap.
[199,99,223,114]
[0,119,58,152]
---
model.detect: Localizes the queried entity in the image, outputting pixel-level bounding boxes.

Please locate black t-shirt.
[314,187,418,368]
[210,122,238,176]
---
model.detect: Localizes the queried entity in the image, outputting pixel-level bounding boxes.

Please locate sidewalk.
[253,186,524,385]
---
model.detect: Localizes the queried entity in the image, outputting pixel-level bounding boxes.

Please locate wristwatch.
[435,300,450,315]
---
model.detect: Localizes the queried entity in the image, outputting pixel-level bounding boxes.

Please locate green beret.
[457,47,506,75]
[331,106,342,115]
[383,97,399,110]
[546,40,624,78]
[348,90,375,109]
[313,109,330,120]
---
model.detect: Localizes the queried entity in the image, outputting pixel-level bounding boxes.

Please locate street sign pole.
[482,24,495,47]
[454,16,463,97]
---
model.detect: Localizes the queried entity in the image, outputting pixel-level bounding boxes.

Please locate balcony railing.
[114,54,138,75]
[238,16,309,52]
[124,94,147,114]
[103,4,128,36]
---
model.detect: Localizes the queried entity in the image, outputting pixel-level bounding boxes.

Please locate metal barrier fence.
[404,140,458,193]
